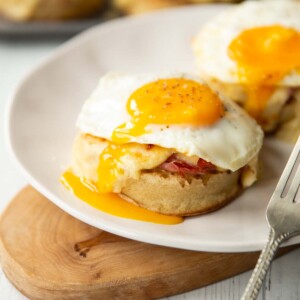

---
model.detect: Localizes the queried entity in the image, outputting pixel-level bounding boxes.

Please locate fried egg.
[77,72,263,177]
[192,0,300,125]
[193,1,300,86]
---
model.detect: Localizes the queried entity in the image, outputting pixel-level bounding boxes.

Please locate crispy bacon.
[159,155,216,175]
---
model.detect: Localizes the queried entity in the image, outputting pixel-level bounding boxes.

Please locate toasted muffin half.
[71,133,257,216]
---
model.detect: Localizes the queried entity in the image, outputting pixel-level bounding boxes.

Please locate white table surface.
[0,36,299,300]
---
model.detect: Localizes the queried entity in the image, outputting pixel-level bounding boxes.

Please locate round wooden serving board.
[0,186,297,300]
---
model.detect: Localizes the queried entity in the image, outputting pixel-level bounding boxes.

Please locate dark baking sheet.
[0,14,117,37]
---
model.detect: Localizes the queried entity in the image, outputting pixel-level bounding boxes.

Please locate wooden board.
[0,186,297,300]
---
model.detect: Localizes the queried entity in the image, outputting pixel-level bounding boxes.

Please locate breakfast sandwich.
[192,1,300,143]
[65,72,263,216]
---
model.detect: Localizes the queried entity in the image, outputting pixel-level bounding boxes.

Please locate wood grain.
[0,186,297,300]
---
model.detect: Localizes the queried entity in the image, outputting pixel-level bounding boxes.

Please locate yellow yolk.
[97,143,126,193]
[112,78,224,143]
[61,170,182,225]
[228,25,300,118]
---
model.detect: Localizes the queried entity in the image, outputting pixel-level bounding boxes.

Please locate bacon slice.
[159,154,216,175]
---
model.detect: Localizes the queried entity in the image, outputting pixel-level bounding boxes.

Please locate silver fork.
[242,135,300,300]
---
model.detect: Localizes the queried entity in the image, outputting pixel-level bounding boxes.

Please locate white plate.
[5,4,297,252]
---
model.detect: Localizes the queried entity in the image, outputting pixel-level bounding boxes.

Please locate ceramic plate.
[5,4,297,252]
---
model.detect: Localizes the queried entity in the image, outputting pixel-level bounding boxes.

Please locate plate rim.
[5,3,298,253]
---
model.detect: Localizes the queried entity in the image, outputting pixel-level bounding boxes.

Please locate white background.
[1,36,300,300]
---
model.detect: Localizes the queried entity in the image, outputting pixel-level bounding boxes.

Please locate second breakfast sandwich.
[193,1,300,143]
[68,72,263,216]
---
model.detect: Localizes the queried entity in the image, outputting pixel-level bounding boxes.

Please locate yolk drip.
[228,25,300,117]
[97,142,126,193]
[112,78,224,143]
[61,170,182,225]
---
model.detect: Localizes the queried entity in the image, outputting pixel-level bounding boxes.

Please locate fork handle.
[241,229,290,300]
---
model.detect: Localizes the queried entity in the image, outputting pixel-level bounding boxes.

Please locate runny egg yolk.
[228,25,300,118]
[97,143,126,193]
[111,78,224,143]
[61,170,182,225]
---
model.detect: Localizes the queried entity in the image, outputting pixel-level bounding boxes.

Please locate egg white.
[192,0,300,86]
[77,72,263,171]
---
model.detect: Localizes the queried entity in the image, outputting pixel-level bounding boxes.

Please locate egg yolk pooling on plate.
[228,25,300,118]
[61,170,182,225]
[112,78,224,143]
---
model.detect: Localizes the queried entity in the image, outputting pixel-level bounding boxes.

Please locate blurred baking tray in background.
[0,0,119,37]
[0,17,97,36]
[0,0,240,37]
[0,15,117,37]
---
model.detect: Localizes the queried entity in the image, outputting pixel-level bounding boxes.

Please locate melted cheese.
[72,134,173,193]
[97,142,172,193]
